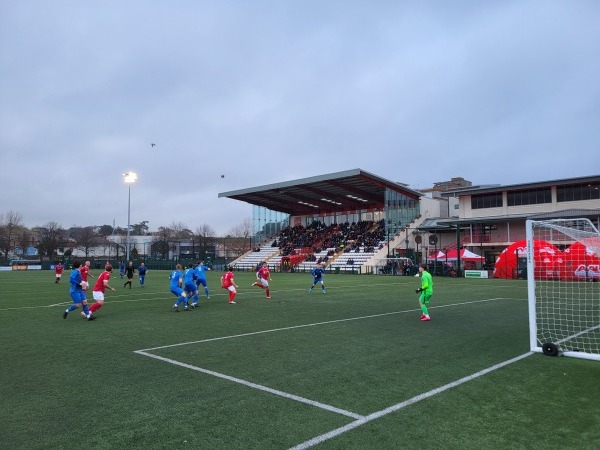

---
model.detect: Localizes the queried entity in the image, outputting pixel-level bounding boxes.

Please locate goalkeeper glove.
[415,288,423,294]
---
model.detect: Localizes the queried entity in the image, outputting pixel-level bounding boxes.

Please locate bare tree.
[36,221,67,258]
[151,226,175,259]
[227,218,253,253]
[168,222,192,239]
[228,218,252,239]
[70,226,99,257]
[192,224,216,260]
[0,211,25,258]
[17,229,35,257]
[164,222,192,258]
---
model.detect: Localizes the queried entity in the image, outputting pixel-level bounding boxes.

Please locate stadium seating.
[232,220,391,273]
[232,242,279,270]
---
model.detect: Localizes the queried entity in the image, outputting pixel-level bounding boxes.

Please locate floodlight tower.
[123,171,138,262]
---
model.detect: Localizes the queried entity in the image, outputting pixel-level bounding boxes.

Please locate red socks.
[89,302,103,313]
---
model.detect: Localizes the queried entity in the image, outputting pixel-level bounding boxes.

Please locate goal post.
[526,218,600,361]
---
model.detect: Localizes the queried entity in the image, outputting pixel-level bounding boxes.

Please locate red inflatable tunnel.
[493,239,563,280]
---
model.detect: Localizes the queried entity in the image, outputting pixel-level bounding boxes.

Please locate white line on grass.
[136,310,416,352]
[288,351,535,450]
[135,297,520,352]
[555,323,600,345]
[0,276,524,311]
[131,296,530,447]
[134,350,364,420]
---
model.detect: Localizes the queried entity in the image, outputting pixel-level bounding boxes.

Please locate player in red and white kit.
[220,266,239,304]
[251,261,272,298]
[88,265,116,316]
[54,262,64,283]
[79,260,94,293]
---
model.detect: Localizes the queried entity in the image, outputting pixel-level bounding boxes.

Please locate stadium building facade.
[220,170,600,274]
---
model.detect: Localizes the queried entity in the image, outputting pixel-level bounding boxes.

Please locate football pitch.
[1,270,598,449]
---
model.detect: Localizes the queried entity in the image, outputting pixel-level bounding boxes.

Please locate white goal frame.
[526,218,600,361]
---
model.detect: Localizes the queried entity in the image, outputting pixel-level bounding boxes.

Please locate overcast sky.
[2,1,599,235]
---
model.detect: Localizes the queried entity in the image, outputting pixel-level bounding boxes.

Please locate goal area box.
[526,218,600,361]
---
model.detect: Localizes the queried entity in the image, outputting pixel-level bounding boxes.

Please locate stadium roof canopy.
[218,169,422,216]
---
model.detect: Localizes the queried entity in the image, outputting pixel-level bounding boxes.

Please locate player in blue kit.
[193,260,211,302]
[62,260,96,320]
[170,264,190,312]
[309,263,326,294]
[184,263,200,308]
[138,262,147,287]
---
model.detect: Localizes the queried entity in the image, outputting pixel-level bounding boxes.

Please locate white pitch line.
[555,323,600,344]
[288,351,534,450]
[130,296,530,447]
[0,277,525,312]
[134,350,364,420]
[136,309,419,352]
[135,297,522,353]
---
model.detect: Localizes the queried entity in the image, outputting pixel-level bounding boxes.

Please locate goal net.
[526,218,600,361]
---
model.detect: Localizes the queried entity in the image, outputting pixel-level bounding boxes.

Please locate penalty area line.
[288,351,534,450]
[134,350,364,420]
[135,297,517,353]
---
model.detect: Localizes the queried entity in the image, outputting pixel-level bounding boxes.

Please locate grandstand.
[220,169,428,273]
[231,219,411,274]
[231,242,279,271]
[327,245,383,272]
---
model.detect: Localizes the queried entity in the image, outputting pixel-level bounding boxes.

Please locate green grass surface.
[1,269,599,449]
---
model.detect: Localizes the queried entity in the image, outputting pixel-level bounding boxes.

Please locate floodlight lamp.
[123,172,138,184]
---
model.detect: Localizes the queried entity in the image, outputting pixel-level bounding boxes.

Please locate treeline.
[0,210,252,260]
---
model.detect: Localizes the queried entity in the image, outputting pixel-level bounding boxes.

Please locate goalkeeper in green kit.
[416,264,433,321]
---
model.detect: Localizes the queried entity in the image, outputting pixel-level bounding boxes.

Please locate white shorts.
[226,285,237,293]
[93,291,105,301]
[56,274,62,278]
[259,278,269,288]
[82,280,89,290]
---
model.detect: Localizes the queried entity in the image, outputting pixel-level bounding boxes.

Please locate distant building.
[420,177,473,198]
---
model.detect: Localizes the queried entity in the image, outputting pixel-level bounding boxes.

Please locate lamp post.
[123,171,138,263]
[387,225,391,258]
[414,232,422,264]
[387,220,397,258]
